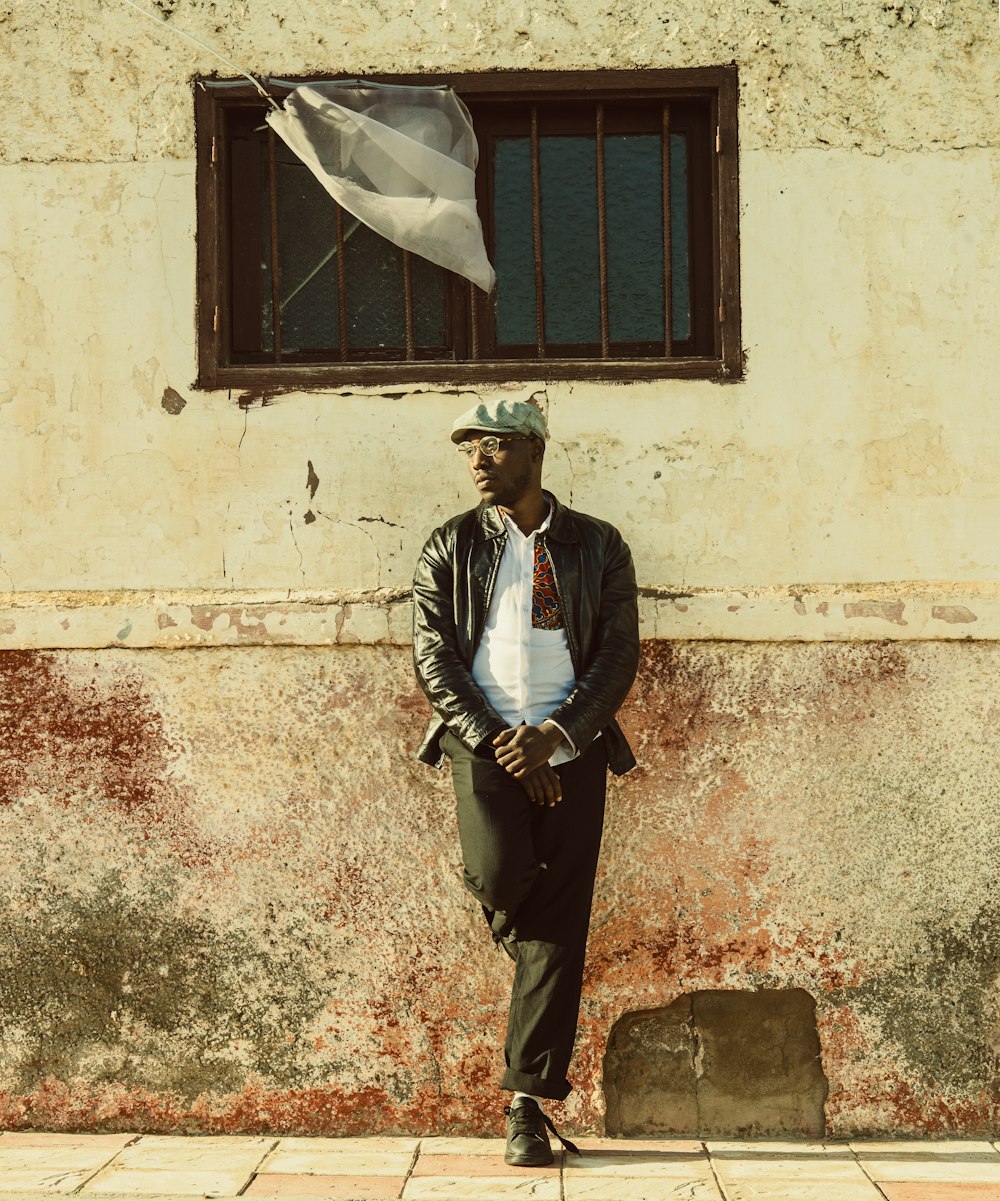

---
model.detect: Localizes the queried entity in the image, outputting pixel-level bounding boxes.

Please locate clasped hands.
[493,722,565,807]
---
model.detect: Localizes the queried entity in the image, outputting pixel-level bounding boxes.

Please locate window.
[195,68,740,389]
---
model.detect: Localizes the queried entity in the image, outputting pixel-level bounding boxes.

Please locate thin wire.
[121,0,279,109]
[280,218,361,311]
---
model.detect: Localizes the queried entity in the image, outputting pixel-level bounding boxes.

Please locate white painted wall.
[2,0,998,610]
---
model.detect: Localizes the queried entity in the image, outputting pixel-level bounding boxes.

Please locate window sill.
[197,356,742,394]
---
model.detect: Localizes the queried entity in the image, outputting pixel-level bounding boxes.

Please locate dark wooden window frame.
[195,67,741,391]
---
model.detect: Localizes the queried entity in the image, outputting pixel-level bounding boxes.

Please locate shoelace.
[504,1104,581,1156]
[541,1110,580,1156]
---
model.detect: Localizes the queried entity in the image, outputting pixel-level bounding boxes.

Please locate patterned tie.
[532,536,564,630]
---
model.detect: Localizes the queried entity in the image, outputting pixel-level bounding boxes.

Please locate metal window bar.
[469,280,480,360]
[266,127,282,361]
[335,203,349,361]
[595,103,610,358]
[661,103,673,358]
[402,249,416,360]
[530,106,546,357]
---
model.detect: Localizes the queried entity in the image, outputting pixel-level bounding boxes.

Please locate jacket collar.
[474,491,578,543]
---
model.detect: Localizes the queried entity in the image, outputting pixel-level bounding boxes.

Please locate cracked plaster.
[2,1,999,604]
[0,0,997,164]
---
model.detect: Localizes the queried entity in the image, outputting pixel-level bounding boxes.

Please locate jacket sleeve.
[546,526,640,752]
[412,525,509,754]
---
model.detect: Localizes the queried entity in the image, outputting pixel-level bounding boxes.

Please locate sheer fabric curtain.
[267,82,496,293]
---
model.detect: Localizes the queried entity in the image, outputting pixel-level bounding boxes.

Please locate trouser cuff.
[501,1068,571,1101]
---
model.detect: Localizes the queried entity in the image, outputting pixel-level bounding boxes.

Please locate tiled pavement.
[0,1132,997,1200]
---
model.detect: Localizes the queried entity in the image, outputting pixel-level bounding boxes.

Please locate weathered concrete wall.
[2,0,999,1138]
[1,642,997,1136]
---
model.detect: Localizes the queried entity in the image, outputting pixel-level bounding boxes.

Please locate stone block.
[604,989,827,1138]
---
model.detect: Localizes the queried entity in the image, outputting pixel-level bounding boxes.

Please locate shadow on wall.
[604,989,828,1138]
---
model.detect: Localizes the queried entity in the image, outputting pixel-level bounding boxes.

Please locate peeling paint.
[7,588,1000,651]
[843,601,907,626]
[160,387,186,416]
[932,604,977,624]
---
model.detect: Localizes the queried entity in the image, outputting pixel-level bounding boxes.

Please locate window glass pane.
[411,255,448,348]
[343,222,406,349]
[270,147,343,352]
[599,131,690,346]
[261,140,446,354]
[493,127,690,351]
[605,135,662,344]
[344,227,448,351]
[259,148,274,353]
[539,137,600,345]
[670,132,690,342]
[493,138,536,346]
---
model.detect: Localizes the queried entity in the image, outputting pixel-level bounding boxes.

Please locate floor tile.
[852,1142,1000,1158]
[258,1150,415,1176]
[861,1159,1000,1183]
[574,1138,706,1155]
[412,1154,557,1177]
[716,1179,884,1201]
[276,1138,421,1155]
[879,1184,1000,1200]
[0,1133,134,1175]
[713,1158,885,1199]
[0,1147,124,1173]
[244,1173,408,1198]
[0,1167,100,1193]
[708,1139,853,1158]
[402,1176,561,1199]
[110,1134,275,1171]
[563,1171,724,1200]
[565,1150,722,1179]
[81,1166,259,1195]
[416,1139,507,1158]
[715,1159,872,1182]
[0,1134,134,1151]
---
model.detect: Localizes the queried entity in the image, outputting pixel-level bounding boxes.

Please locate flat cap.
[450,398,549,443]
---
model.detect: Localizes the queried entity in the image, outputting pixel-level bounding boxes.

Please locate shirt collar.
[500,496,552,541]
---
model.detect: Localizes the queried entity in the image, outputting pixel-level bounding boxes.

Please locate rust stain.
[843,600,907,626]
[0,650,212,866]
[931,605,977,625]
[0,642,996,1139]
[819,641,907,687]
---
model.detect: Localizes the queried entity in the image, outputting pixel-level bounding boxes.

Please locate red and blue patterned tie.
[532,537,564,630]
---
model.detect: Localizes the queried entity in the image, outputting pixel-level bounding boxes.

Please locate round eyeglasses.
[456,435,532,459]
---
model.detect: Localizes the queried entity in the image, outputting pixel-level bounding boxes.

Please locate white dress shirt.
[472,503,577,766]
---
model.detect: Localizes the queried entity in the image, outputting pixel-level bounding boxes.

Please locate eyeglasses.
[456,435,532,458]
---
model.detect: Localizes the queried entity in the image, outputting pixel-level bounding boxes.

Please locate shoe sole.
[504,1149,554,1167]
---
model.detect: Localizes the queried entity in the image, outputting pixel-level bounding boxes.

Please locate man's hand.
[493,723,565,776]
[517,763,563,807]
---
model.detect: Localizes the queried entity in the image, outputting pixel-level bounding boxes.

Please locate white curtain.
[266,82,496,293]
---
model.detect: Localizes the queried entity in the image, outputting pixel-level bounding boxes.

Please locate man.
[412,398,639,1167]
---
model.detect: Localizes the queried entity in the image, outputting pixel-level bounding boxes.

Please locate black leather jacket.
[412,493,640,776]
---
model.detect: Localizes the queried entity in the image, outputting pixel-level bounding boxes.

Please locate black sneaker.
[503,1098,553,1166]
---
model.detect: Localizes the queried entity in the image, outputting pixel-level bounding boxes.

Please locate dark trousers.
[442,730,608,1101]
